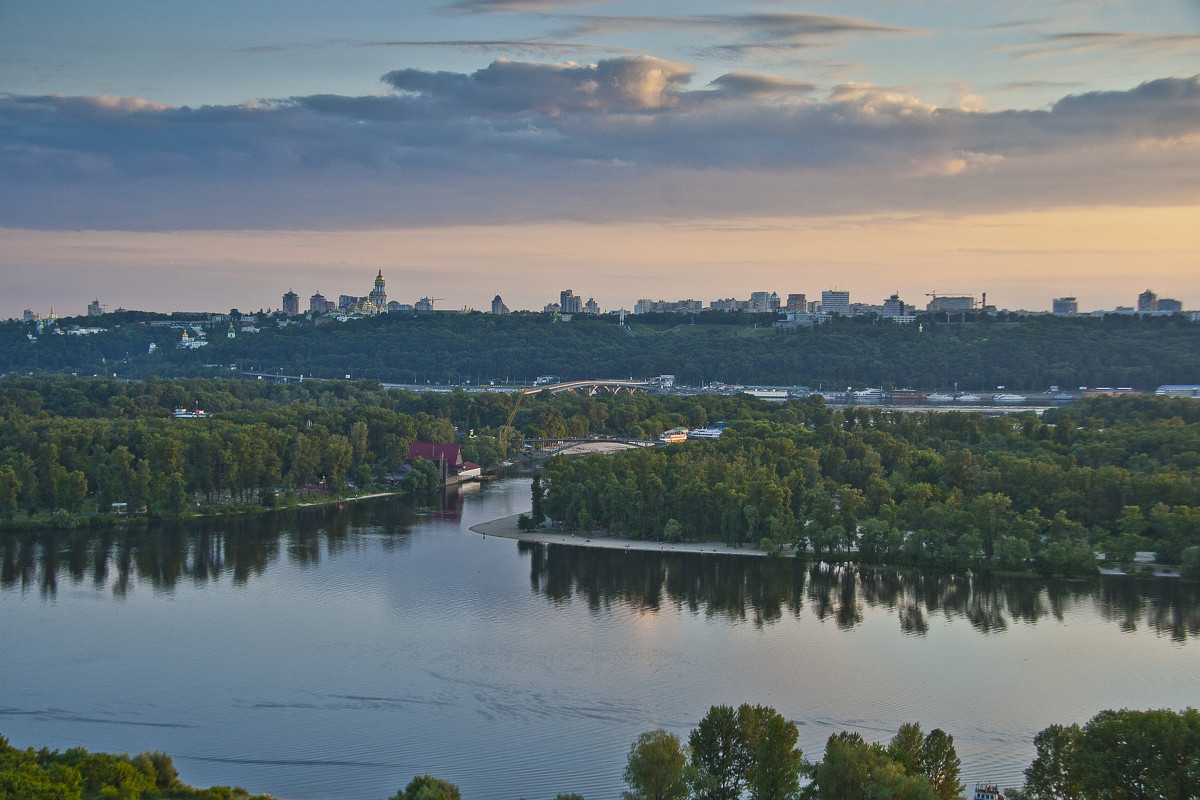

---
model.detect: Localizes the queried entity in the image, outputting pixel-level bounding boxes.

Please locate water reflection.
[522,544,1200,643]
[3,494,1198,642]
[0,495,422,597]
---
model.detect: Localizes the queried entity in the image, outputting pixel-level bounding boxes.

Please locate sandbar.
[469,512,768,557]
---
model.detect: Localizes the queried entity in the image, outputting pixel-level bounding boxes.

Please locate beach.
[469,512,769,556]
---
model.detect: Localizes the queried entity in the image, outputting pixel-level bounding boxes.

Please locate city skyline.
[1,1,1198,318]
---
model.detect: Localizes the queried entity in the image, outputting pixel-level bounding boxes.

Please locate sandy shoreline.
[469,512,768,557]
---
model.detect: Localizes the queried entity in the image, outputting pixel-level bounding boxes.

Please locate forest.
[2,375,1199,579]
[539,393,1200,576]
[4,309,1200,391]
[5,705,1196,800]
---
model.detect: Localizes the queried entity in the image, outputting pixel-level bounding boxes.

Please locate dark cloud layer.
[1,58,1196,231]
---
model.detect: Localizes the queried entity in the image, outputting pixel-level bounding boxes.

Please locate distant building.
[1052,297,1078,315]
[749,291,772,312]
[415,297,435,312]
[23,309,36,322]
[584,297,600,315]
[86,299,102,317]
[882,294,905,317]
[1138,289,1157,312]
[491,295,510,315]
[785,293,807,312]
[282,290,300,316]
[309,291,333,315]
[927,295,975,314]
[634,299,702,314]
[543,302,562,314]
[821,290,851,316]
[769,292,781,311]
[369,270,387,310]
[1157,298,1182,313]
[559,289,582,314]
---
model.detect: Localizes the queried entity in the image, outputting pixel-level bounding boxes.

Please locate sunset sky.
[2,0,1197,318]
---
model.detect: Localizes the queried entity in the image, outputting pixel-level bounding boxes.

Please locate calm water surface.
[2,475,1198,800]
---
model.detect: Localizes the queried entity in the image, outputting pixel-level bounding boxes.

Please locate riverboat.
[687,427,724,440]
[955,393,982,403]
[889,389,926,402]
[659,427,688,443]
[927,392,954,403]
[850,388,883,402]
[744,389,789,399]
[973,782,1005,800]
[173,408,208,418]
[993,393,1026,404]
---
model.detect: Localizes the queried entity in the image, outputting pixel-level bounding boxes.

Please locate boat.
[993,393,1026,404]
[744,389,789,399]
[173,408,208,418]
[850,388,883,402]
[926,392,954,403]
[955,393,982,403]
[659,427,688,444]
[687,427,724,440]
[973,782,1005,800]
[888,389,926,403]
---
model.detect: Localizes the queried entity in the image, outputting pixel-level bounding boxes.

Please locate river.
[2,474,1197,800]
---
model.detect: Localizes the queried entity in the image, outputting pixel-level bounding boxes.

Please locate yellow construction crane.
[498,390,526,455]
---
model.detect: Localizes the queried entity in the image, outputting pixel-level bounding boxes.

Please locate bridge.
[523,379,652,396]
[523,437,660,455]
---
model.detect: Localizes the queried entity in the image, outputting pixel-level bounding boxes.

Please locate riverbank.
[469,512,769,556]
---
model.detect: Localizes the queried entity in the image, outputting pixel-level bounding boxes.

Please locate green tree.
[1023,724,1082,800]
[390,775,462,800]
[531,472,546,525]
[623,729,691,800]
[690,705,748,800]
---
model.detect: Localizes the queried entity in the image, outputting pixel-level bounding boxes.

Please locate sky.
[1,0,1198,318]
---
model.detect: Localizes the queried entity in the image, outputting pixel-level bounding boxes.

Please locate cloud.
[1001,31,1200,62]
[559,12,919,43]
[382,56,694,114]
[1,62,1196,231]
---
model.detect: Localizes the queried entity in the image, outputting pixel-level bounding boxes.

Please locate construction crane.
[498,390,526,455]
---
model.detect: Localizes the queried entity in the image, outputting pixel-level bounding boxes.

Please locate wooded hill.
[4,310,1199,391]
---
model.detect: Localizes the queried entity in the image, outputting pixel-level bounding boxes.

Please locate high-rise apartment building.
[785,293,806,312]
[559,289,582,314]
[821,290,851,315]
[1157,298,1182,313]
[491,295,509,315]
[1138,289,1157,312]
[1052,297,1078,315]
[282,290,300,316]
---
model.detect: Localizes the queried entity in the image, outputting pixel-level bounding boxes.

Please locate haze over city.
[2,0,1198,319]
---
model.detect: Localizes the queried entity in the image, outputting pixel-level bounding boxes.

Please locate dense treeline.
[5,310,1200,390]
[9,705,1194,800]
[0,734,271,800]
[0,374,776,521]
[541,395,1200,575]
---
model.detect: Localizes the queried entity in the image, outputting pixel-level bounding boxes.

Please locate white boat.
[744,389,789,399]
[993,393,1025,404]
[927,392,954,403]
[956,393,982,403]
[173,408,208,418]
[850,388,883,402]
[687,427,724,440]
[973,782,1005,800]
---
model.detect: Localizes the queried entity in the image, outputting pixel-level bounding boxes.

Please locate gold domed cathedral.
[369,270,386,310]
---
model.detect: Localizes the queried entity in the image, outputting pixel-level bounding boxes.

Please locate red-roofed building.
[406,443,481,482]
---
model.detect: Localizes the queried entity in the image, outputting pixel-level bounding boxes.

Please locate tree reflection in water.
[0,496,418,597]
[521,544,1200,643]
[3,513,1198,641]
